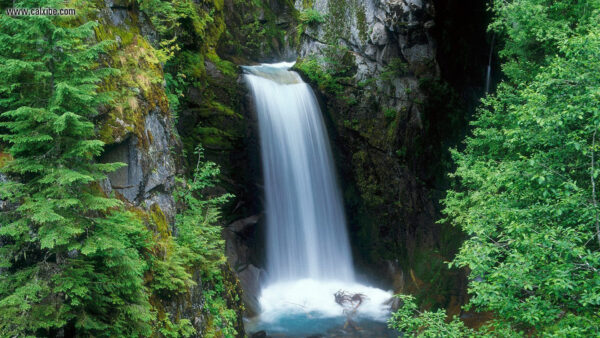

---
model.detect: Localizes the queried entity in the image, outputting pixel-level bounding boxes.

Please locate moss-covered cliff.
[88,0,254,335]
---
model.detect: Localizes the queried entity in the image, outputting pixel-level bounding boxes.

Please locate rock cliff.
[291,0,461,303]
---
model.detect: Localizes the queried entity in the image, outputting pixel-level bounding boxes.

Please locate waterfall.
[242,63,391,336]
[243,62,355,283]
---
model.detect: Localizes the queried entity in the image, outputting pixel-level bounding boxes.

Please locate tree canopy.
[391,0,600,336]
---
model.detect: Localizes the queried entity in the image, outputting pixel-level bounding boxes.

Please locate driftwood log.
[334,290,368,331]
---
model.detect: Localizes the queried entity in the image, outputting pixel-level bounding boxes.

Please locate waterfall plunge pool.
[245,279,396,337]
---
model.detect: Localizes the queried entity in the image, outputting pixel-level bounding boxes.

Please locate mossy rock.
[94,10,170,147]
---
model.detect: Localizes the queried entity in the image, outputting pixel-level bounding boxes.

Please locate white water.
[244,62,354,282]
[259,279,392,321]
[243,63,391,330]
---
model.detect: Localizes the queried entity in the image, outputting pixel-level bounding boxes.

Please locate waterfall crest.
[243,62,355,283]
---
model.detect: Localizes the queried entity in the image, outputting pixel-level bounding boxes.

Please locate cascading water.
[244,62,354,282]
[243,62,392,336]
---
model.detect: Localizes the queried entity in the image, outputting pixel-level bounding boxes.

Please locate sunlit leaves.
[440,1,600,335]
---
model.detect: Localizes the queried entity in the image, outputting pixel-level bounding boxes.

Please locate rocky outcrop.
[219,0,298,62]
[101,110,177,223]
[224,215,266,316]
[298,0,438,78]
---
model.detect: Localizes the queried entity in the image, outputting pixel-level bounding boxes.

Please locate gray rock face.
[224,214,264,316]
[296,0,438,152]
[100,109,178,223]
[100,136,143,202]
[142,111,177,221]
[236,264,264,316]
[297,0,438,81]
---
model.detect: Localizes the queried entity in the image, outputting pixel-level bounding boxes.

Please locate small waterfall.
[485,34,495,94]
[243,62,354,283]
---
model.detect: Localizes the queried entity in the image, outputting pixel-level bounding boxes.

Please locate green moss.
[383,107,396,120]
[381,58,410,80]
[206,52,237,77]
[180,51,206,79]
[149,203,170,238]
[299,8,325,25]
[324,0,349,43]
[355,2,368,42]
[221,0,297,60]
[212,0,225,11]
[195,126,234,149]
[351,151,386,207]
[301,0,314,9]
[94,17,168,146]
[296,58,340,94]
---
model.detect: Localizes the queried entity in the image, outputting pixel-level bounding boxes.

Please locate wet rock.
[228,214,261,233]
[143,112,174,194]
[224,215,263,316]
[237,264,264,316]
[370,22,389,46]
[250,331,268,338]
[100,109,177,223]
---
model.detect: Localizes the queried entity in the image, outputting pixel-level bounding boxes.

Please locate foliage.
[144,146,238,337]
[296,56,344,95]
[174,146,237,337]
[388,295,519,337]
[164,71,187,124]
[489,0,597,83]
[388,295,476,337]
[138,0,217,57]
[0,1,153,335]
[432,0,600,336]
[380,58,409,81]
[239,17,285,57]
[295,45,355,99]
[175,147,232,272]
[299,8,325,25]
[0,1,242,336]
[297,8,325,42]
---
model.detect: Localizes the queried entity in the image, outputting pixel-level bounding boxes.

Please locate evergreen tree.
[0,1,153,335]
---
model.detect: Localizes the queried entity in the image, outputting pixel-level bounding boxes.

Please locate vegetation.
[389,295,478,337]
[296,8,325,42]
[0,1,240,336]
[296,56,344,96]
[170,147,238,337]
[2,0,600,336]
[390,0,600,336]
[299,8,325,25]
[0,1,153,335]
